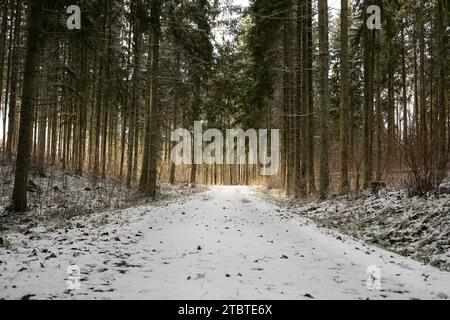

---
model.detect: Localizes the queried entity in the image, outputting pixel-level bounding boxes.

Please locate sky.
[233,0,249,6]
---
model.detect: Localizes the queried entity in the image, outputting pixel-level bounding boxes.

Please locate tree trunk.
[77,36,88,176]
[6,0,22,160]
[435,0,447,173]
[296,0,307,198]
[339,0,350,193]
[190,83,200,184]
[375,30,383,182]
[169,52,181,185]
[37,54,48,177]
[318,0,330,198]
[12,0,45,212]
[386,5,395,171]
[282,5,292,196]
[2,1,12,154]
[362,0,373,188]
[127,15,140,187]
[306,0,316,194]
[401,28,408,143]
[141,0,161,197]
[0,0,9,130]
[92,62,103,185]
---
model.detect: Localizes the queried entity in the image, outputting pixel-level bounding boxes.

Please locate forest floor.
[274,183,450,272]
[1,185,449,300]
[0,162,196,231]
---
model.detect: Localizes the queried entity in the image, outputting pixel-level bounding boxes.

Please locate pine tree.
[12,0,46,211]
[318,0,330,198]
[339,0,350,193]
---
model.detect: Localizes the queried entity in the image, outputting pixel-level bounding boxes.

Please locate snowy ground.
[0,163,194,224]
[284,186,450,271]
[1,186,449,300]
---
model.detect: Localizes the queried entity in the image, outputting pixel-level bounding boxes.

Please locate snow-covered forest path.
[1,186,449,300]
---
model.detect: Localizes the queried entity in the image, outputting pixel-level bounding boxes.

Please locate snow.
[287,186,450,271]
[1,186,449,300]
[0,163,196,223]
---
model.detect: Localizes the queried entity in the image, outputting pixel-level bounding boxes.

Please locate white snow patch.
[1,186,449,300]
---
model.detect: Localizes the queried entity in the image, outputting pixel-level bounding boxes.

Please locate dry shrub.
[402,130,448,196]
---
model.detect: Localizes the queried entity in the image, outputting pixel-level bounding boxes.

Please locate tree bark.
[141,0,161,197]
[363,0,373,188]
[318,0,330,198]
[0,0,9,131]
[12,0,45,211]
[6,0,22,160]
[339,0,350,193]
[306,0,316,194]
[435,0,448,173]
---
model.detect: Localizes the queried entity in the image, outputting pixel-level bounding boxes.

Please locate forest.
[0,0,448,207]
[0,0,449,301]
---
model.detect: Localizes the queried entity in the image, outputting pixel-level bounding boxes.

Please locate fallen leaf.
[44,253,57,260]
